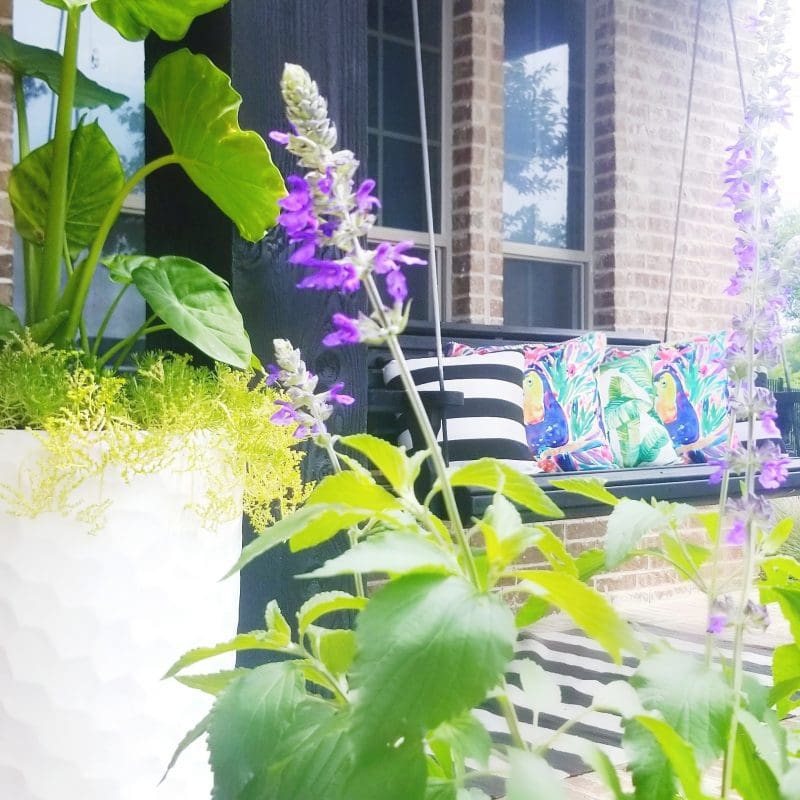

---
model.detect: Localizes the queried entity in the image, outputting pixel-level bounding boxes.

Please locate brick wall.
[593,0,756,339]
[0,0,12,308]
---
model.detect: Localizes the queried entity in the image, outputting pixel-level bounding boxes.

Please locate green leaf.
[146,49,284,241]
[297,591,368,635]
[506,750,565,800]
[426,779,457,800]
[444,458,563,519]
[309,627,358,676]
[593,680,645,719]
[514,594,550,627]
[350,574,515,744]
[304,531,459,578]
[265,599,292,644]
[516,659,561,715]
[576,744,630,800]
[631,650,733,767]
[9,121,125,256]
[575,548,607,581]
[163,631,294,678]
[549,476,619,506]
[92,0,228,41]
[770,644,800,717]
[175,670,247,696]
[606,499,693,570]
[430,713,492,770]
[780,765,800,800]
[339,433,427,496]
[130,255,252,368]
[161,713,211,784]
[732,712,783,800]
[207,662,306,800]
[657,534,710,583]
[226,504,377,576]
[304,470,404,514]
[623,718,676,800]
[773,586,800,641]
[763,517,795,556]
[632,715,707,800]
[28,310,68,344]
[101,254,153,285]
[516,570,642,662]
[530,525,578,576]
[0,305,23,341]
[0,32,127,109]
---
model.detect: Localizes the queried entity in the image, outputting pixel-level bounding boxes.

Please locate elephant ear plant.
[0,0,284,370]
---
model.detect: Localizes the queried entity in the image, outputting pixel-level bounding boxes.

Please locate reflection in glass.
[503,258,582,328]
[504,0,585,249]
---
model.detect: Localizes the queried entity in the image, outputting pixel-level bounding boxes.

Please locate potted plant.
[0,2,305,797]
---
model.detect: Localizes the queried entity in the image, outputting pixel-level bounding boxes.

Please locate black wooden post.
[145,2,369,661]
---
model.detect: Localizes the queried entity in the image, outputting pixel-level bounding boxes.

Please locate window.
[367,0,449,322]
[502,0,589,328]
[12,0,145,342]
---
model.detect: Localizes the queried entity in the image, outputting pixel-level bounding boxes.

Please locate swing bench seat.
[365,321,800,522]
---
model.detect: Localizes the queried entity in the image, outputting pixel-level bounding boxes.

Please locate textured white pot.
[0,430,242,800]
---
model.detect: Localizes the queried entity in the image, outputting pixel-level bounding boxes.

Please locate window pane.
[381,139,440,232]
[503,258,582,328]
[503,0,585,250]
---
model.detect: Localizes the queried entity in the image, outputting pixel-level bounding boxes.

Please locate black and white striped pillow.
[382,351,539,473]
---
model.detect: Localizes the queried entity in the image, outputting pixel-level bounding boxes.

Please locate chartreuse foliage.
[0,0,283,367]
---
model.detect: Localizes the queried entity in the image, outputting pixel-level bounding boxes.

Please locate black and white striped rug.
[476,622,775,784]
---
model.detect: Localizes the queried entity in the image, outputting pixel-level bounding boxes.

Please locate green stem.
[497,690,528,751]
[323,439,365,599]
[362,275,480,588]
[96,313,157,369]
[58,154,180,344]
[62,237,89,352]
[37,6,81,323]
[92,283,130,356]
[536,706,593,754]
[14,73,38,323]
[111,323,169,371]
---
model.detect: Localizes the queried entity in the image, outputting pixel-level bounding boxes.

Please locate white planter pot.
[0,430,242,800]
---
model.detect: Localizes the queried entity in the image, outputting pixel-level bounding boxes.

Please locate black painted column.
[145,2,369,659]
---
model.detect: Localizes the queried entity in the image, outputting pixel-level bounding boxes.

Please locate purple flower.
[329,382,355,405]
[374,241,426,274]
[355,179,381,212]
[271,400,300,426]
[269,130,290,145]
[708,458,727,485]
[322,313,362,347]
[277,176,316,238]
[318,168,334,196]
[758,444,791,489]
[265,363,281,386]
[707,613,727,635]
[725,518,747,546]
[296,260,361,293]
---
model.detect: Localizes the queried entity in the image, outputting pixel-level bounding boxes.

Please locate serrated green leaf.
[92,0,228,41]
[265,599,292,644]
[733,712,783,800]
[549,476,619,506]
[175,670,247,696]
[10,121,125,255]
[632,716,706,800]
[443,458,563,519]
[163,631,293,679]
[575,744,630,799]
[146,49,284,241]
[623,718,675,800]
[770,644,800,717]
[303,531,459,578]
[207,662,306,800]
[515,594,550,627]
[430,713,492,770]
[657,534,710,584]
[516,570,642,662]
[350,574,516,744]
[297,591,368,635]
[575,548,607,581]
[0,305,22,341]
[161,713,210,784]
[696,510,721,544]
[0,32,127,109]
[593,680,645,719]
[773,587,800,641]
[304,469,404,514]
[631,651,733,768]
[339,433,427,495]
[530,524,578,576]
[130,255,252,368]
[225,504,376,577]
[506,750,565,800]
[313,627,357,676]
[516,659,561,715]
[764,517,795,556]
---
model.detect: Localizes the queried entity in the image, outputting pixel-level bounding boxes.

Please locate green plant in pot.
[0,2,307,798]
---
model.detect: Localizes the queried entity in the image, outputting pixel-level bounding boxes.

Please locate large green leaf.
[175,670,247,696]
[576,744,630,800]
[732,713,783,800]
[516,570,642,662]
[92,0,228,41]
[146,49,284,241]
[207,662,307,800]
[548,476,619,506]
[430,713,492,770]
[631,650,733,767]
[162,713,211,784]
[225,504,377,577]
[506,751,565,800]
[339,433,428,496]
[350,574,515,744]
[304,531,459,579]
[130,255,252,368]
[9,121,125,256]
[773,586,800,641]
[0,32,127,109]
[770,644,800,717]
[101,254,152,285]
[297,591,368,635]
[304,470,404,514]
[443,458,563,518]
[623,718,676,800]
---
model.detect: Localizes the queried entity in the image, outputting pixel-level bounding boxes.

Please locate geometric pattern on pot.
[598,350,682,468]
[447,333,616,472]
[382,350,539,473]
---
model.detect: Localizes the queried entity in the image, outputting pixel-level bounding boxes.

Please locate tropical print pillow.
[446,333,616,472]
[598,352,681,468]
[606,332,732,464]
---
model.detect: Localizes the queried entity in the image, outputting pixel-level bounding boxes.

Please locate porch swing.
[365,0,800,521]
